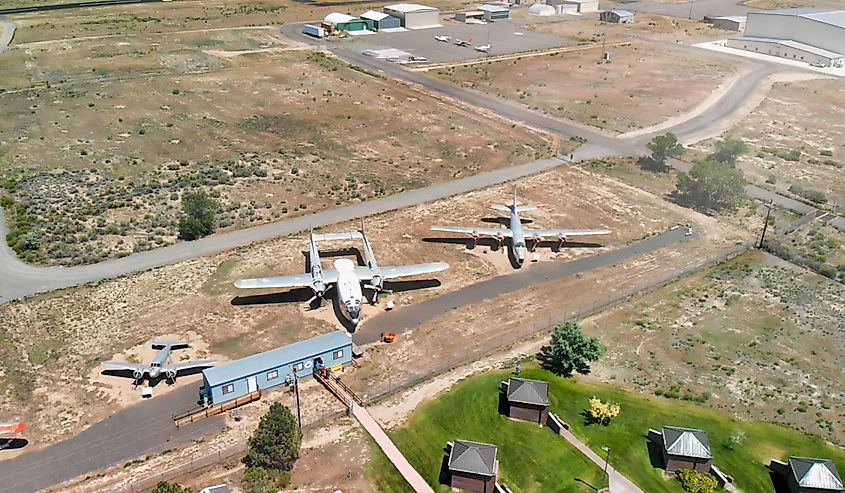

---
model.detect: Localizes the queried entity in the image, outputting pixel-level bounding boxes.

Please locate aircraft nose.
[351,318,360,326]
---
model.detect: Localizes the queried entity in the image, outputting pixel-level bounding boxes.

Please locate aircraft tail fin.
[152,341,189,350]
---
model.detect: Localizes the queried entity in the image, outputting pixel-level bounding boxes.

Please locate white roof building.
[323,12,356,25]
[384,3,441,29]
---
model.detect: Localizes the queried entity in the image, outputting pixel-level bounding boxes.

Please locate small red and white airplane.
[454,37,473,47]
[0,420,25,450]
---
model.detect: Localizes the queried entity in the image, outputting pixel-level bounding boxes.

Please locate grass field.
[366,371,608,492]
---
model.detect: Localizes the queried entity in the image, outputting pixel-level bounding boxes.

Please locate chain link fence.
[124,243,749,492]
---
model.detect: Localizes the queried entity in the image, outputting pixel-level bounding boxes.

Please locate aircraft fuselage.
[509,207,527,264]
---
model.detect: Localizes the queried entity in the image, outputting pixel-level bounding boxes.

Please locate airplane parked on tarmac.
[431,187,611,265]
[434,35,451,42]
[454,37,473,47]
[234,223,448,327]
[0,421,25,450]
[474,44,491,52]
[101,342,216,385]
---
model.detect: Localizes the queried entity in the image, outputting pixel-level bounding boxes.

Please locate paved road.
[0,0,161,15]
[354,227,693,344]
[0,157,570,303]
[0,383,223,493]
[558,427,644,493]
[0,18,15,53]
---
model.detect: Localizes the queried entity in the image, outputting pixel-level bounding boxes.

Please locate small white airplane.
[235,222,448,327]
[431,187,611,265]
[435,35,451,42]
[101,342,216,384]
[454,37,474,47]
[475,44,491,52]
[0,421,25,450]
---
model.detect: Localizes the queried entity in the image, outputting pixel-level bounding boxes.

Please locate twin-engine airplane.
[101,342,216,384]
[431,188,611,264]
[234,223,448,327]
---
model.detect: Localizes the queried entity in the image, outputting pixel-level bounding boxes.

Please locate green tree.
[674,160,746,213]
[242,466,289,493]
[676,469,718,493]
[642,132,683,171]
[178,190,220,240]
[539,321,605,377]
[708,135,748,166]
[245,402,302,473]
[151,481,191,493]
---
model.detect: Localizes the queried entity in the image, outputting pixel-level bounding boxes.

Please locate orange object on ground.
[382,332,397,343]
[0,421,25,434]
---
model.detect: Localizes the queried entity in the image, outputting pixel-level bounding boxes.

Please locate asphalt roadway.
[0,383,223,493]
[354,226,694,344]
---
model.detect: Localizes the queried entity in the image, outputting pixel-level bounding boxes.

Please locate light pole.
[688,0,695,20]
[601,446,611,477]
[758,199,775,249]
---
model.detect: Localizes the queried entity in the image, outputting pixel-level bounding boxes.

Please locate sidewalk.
[559,428,644,493]
[352,405,435,493]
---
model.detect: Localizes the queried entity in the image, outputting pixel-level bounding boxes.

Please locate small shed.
[479,4,510,21]
[661,426,713,473]
[202,331,353,405]
[360,10,402,30]
[709,15,746,32]
[447,439,499,493]
[383,4,441,29]
[601,9,634,23]
[455,10,485,22]
[322,13,374,32]
[786,457,844,493]
[503,377,549,424]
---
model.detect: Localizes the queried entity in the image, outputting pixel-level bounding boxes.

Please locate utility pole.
[688,0,695,19]
[758,200,774,249]
[291,366,302,429]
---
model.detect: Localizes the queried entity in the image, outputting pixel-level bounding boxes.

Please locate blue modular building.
[202,331,353,405]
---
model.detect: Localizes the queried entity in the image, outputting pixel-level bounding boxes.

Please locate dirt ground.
[696,78,845,207]
[580,251,845,444]
[0,17,550,265]
[433,16,738,133]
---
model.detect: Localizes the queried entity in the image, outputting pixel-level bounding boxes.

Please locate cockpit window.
[514,242,526,248]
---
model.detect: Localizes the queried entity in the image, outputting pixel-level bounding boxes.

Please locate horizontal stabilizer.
[515,203,540,212]
[313,231,363,242]
[489,203,512,212]
[152,341,189,350]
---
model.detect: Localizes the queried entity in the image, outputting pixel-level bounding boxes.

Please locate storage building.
[548,0,599,13]
[727,9,845,67]
[322,13,374,32]
[202,331,353,405]
[360,10,402,30]
[601,9,634,23]
[657,426,713,473]
[383,4,441,29]
[786,457,844,493]
[528,3,555,16]
[479,4,510,21]
[446,439,499,493]
[503,377,549,424]
[456,10,485,22]
[709,15,746,31]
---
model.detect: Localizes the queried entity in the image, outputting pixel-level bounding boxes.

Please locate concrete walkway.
[352,405,435,493]
[559,428,644,493]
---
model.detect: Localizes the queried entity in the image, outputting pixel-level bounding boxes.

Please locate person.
[515,362,521,376]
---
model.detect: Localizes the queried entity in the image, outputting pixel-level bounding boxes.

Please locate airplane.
[434,35,451,42]
[430,187,611,265]
[475,44,491,52]
[454,37,473,47]
[234,222,449,327]
[101,342,216,385]
[0,421,25,450]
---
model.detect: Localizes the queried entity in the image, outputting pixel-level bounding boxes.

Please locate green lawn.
[367,366,845,493]
[366,372,608,493]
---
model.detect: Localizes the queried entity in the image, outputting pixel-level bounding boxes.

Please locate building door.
[247,376,258,393]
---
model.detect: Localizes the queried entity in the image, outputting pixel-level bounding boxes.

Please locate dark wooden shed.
[447,439,498,493]
[660,426,713,473]
[504,377,549,425]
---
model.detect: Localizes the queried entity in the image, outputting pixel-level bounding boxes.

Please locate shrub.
[178,190,220,240]
[676,469,718,493]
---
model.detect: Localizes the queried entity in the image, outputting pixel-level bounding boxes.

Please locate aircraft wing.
[234,269,339,289]
[101,361,144,372]
[166,360,217,373]
[356,262,449,280]
[430,225,513,237]
[524,228,611,238]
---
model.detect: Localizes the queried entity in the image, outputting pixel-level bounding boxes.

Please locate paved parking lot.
[341,19,573,62]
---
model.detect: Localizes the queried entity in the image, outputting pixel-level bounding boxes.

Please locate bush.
[676,469,718,493]
[178,190,220,240]
[150,481,191,493]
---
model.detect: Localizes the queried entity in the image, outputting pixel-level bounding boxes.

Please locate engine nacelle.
[312,281,326,297]
[370,275,384,290]
[166,370,177,381]
[133,369,144,381]
[558,234,568,243]
[533,234,544,243]
[496,233,505,245]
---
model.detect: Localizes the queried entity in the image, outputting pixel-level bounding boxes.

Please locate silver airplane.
[101,341,216,384]
[234,222,449,327]
[431,187,611,264]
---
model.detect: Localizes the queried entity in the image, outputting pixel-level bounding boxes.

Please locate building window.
[267,370,278,381]
[333,349,344,360]
[293,362,305,372]
[222,384,235,395]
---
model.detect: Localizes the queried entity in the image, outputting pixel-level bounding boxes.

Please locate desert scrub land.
[704,79,845,207]
[433,35,736,133]
[582,251,845,444]
[0,28,549,265]
[767,222,845,282]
